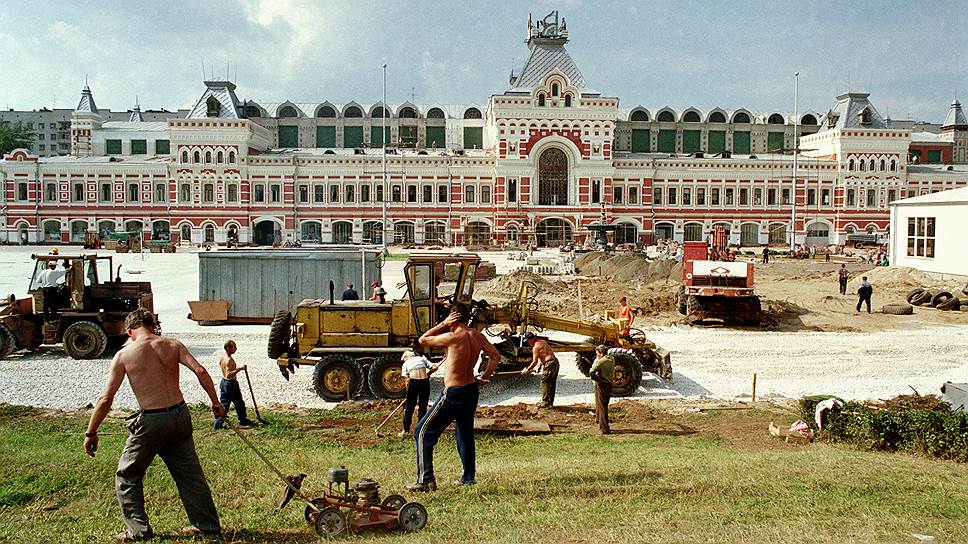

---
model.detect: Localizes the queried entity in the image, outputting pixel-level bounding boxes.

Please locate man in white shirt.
[399,351,437,438]
[37,261,68,322]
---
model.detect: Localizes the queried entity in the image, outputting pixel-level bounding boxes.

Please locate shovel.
[374,399,407,435]
[242,367,265,423]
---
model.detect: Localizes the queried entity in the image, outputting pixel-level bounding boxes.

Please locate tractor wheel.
[676,286,687,315]
[931,291,954,307]
[397,502,428,532]
[882,303,914,315]
[105,336,128,354]
[368,354,407,399]
[0,325,17,358]
[313,506,347,538]
[906,288,927,304]
[685,295,702,317]
[312,355,364,402]
[910,290,933,306]
[63,321,108,359]
[576,353,594,377]
[611,352,643,397]
[267,311,292,359]
[741,297,763,326]
[936,297,961,311]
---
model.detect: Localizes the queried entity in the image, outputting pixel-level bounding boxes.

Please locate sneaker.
[239,419,256,426]
[405,481,437,492]
[397,430,409,438]
[213,419,223,430]
[452,479,476,486]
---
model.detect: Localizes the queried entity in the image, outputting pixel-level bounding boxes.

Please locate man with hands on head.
[84,309,225,541]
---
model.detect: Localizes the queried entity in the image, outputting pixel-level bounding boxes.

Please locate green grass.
[1,405,966,543]
[384,252,410,261]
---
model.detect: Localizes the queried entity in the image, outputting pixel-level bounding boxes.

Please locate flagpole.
[381,63,388,251]
[790,71,799,251]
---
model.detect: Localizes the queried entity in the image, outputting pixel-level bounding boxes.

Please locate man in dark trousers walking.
[214,339,254,429]
[838,264,849,295]
[856,276,873,313]
[590,345,615,435]
[762,246,769,264]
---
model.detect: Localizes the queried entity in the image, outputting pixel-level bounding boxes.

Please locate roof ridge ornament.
[529,10,567,45]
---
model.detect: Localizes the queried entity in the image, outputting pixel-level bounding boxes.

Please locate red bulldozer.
[675,225,762,326]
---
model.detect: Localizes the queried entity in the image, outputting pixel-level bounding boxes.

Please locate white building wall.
[890,201,968,278]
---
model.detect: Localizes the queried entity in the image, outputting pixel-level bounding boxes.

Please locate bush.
[799,396,968,462]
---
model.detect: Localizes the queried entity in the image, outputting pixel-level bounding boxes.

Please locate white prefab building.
[889,186,968,279]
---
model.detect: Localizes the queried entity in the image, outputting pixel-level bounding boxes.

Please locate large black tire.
[676,286,687,315]
[910,290,933,306]
[63,321,108,359]
[882,303,914,315]
[931,291,954,307]
[312,354,364,401]
[368,354,407,399]
[936,297,961,311]
[611,351,644,397]
[105,336,128,354]
[685,295,701,317]
[0,325,16,358]
[576,353,594,377]
[906,288,927,304]
[267,311,292,359]
[741,297,763,326]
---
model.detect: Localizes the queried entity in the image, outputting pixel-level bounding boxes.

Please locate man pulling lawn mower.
[84,309,225,541]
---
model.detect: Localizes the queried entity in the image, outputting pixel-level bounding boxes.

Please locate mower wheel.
[267,311,292,359]
[611,352,643,397]
[381,494,406,511]
[304,498,329,525]
[397,502,428,532]
[313,506,347,538]
[882,303,914,315]
[312,354,364,401]
[63,321,108,359]
[368,355,407,399]
[0,325,16,358]
[931,291,954,307]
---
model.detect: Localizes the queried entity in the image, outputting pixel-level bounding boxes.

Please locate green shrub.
[803,397,968,462]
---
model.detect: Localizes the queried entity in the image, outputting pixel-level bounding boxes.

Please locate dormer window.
[552,83,559,97]
[859,107,872,126]
[564,94,572,107]
[206,95,220,117]
[538,93,546,107]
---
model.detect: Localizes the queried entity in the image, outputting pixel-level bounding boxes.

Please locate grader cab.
[268,253,671,401]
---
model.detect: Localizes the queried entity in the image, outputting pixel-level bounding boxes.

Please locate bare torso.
[117,336,186,410]
[532,340,556,364]
[219,353,237,380]
[442,325,487,387]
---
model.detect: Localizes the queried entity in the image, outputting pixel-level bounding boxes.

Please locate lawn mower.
[225,422,428,537]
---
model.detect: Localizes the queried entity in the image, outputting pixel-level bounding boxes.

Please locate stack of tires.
[904,288,964,312]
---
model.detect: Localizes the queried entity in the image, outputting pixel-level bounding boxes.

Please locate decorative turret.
[941,99,967,130]
[71,83,102,156]
[128,101,144,122]
[186,80,244,119]
[941,99,968,163]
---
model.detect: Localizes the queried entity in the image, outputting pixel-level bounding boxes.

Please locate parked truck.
[676,226,762,325]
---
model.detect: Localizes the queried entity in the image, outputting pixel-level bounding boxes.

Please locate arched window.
[630,110,649,122]
[344,106,363,118]
[537,93,546,107]
[551,83,559,97]
[181,150,188,163]
[463,107,482,119]
[801,114,818,125]
[859,159,865,171]
[371,106,387,119]
[564,95,572,107]
[538,148,568,206]
[869,159,875,171]
[244,105,262,118]
[399,107,417,118]
[709,111,727,123]
[890,159,896,172]
[732,112,751,124]
[427,108,445,119]
[205,151,212,163]
[880,159,886,171]
[316,105,336,118]
[216,151,223,163]
[848,159,854,171]
[768,113,785,124]
[683,111,701,123]
[278,105,298,118]
[228,150,236,163]
[193,151,200,163]
[657,110,675,122]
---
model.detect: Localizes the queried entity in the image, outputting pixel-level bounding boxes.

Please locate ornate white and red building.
[2,13,967,247]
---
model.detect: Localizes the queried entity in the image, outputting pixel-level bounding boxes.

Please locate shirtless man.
[520,332,559,407]
[617,296,636,336]
[408,302,500,491]
[84,309,225,541]
[214,339,254,429]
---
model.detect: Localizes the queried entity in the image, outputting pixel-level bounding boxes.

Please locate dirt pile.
[477,269,554,300]
[855,266,938,289]
[575,253,682,284]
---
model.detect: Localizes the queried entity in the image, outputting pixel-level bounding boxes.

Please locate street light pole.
[381,63,388,251]
[790,71,799,251]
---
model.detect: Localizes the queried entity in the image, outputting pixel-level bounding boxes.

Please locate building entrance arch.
[535,218,573,247]
[253,220,279,245]
[538,147,568,206]
[464,221,491,246]
[740,223,760,246]
[614,223,638,244]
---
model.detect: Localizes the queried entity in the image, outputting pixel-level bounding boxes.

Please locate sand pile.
[476,269,560,304]
[575,253,682,284]
[852,266,938,289]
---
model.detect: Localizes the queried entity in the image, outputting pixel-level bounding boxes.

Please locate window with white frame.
[628,186,639,204]
[481,186,492,204]
[270,185,281,203]
[613,186,623,204]
[711,188,720,205]
[464,185,475,203]
[668,187,677,205]
[653,187,663,205]
[906,217,935,258]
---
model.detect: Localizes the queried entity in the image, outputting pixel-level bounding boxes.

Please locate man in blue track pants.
[407,303,500,491]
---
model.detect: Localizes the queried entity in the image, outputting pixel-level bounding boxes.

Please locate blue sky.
[1,0,965,121]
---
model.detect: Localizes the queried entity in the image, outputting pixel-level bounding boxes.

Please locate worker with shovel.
[83,309,224,541]
[399,351,439,438]
[520,333,559,408]
[214,339,256,429]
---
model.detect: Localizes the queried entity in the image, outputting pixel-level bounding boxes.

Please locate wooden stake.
[577,279,584,318]
[752,373,757,403]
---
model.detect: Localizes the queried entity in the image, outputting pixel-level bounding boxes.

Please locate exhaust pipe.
[329,280,335,305]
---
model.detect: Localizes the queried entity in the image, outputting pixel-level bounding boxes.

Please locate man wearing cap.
[590,345,615,435]
[520,333,559,408]
[369,281,387,304]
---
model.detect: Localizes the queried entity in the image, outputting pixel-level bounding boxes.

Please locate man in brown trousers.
[590,345,615,434]
[520,332,559,408]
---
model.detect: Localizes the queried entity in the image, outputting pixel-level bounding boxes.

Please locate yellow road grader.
[267,254,671,401]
